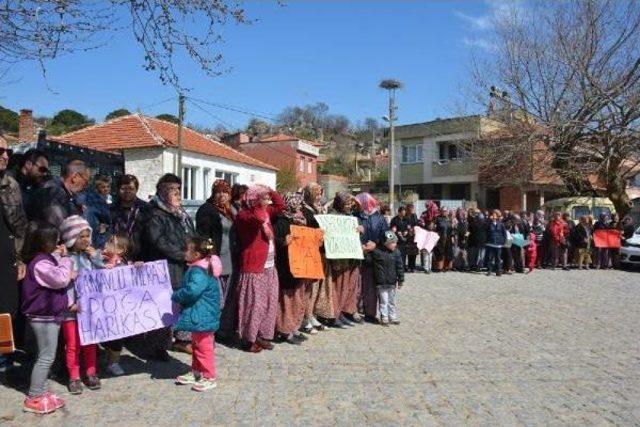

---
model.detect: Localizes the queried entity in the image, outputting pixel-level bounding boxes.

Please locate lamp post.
[379,79,402,211]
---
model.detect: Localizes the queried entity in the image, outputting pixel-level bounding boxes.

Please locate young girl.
[100,234,135,376]
[21,223,76,414]
[173,236,222,392]
[59,215,102,394]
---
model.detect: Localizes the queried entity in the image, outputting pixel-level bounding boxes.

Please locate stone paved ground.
[1,269,639,426]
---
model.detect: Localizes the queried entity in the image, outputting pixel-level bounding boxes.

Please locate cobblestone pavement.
[1,269,639,426]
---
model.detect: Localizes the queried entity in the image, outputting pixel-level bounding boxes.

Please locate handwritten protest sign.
[75,260,176,346]
[289,225,324,279]
[593,229,622,248]
[315,215,364,259]
[414,227,439,253]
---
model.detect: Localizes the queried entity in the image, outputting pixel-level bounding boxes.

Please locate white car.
[621,227,640,268]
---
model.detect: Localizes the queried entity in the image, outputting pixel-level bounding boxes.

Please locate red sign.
[593,229,622,249]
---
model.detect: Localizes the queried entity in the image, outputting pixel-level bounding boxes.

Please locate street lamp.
[379,78,403,211]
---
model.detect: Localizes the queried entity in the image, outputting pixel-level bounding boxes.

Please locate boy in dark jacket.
[369,231,404,326]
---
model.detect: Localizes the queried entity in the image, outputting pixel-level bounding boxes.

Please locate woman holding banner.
[300,183,334,331]
[329,191,363,327]
[235,185,285,353]
[273,193,314,345]
[142,173,196,355]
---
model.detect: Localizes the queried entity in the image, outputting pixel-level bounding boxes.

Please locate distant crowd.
[0,143,636,415]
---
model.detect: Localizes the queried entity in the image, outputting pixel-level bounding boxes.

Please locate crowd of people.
[386,200,636,276]
[0,142,636,414]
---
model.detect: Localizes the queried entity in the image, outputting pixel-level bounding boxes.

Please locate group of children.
[20,216,224,414]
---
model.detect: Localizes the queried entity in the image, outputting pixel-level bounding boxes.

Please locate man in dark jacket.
[368,231,404,326]
[11,149,50,214]
[28,159,90,226]
[469,210,488,271]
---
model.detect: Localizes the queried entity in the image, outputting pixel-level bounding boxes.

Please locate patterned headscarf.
[303,183,325,214]
[284,192,306,225]
[355,192,378,216]
[243,184,270,210]
[423,200,439,223]
[208,179,233,220]
[332,191,353,214]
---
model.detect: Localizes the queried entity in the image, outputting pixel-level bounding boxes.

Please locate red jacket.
[549,219,567,245]
[236,191,286,273]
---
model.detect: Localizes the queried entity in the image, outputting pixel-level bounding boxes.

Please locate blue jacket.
[82,190,112,248]
[357,211,389,245]
[171,266,221,332]
[485,221,507,247]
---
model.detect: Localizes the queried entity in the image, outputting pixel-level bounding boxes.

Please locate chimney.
[19,109,35,143]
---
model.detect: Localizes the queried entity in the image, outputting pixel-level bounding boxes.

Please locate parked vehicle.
[621,225,640,269]
[543,197,615,222]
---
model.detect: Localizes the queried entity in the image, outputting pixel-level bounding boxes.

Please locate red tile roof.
[259,133,325,147]
[53,114,277,171]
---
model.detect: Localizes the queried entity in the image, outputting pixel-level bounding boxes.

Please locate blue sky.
[1,1,500,130]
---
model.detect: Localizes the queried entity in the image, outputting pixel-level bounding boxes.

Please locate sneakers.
[84,375,101,390]
[68,379,83,395]
[332,318,348,329]
[301,325,318,335]
[107,362,125,377]
[23,393,64,414]
[339,315,356,327]
[380,318,390,327]
[344,313,364,324]
[176,371,200,385]
[192,378,217,392]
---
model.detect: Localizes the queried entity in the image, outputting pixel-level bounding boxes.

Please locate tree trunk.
[605,160,632,217]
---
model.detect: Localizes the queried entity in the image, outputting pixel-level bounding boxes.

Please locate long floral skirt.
[331,266,360,317]
[308,258,335,319]
[237,268,279,343]
[276,281,312,335]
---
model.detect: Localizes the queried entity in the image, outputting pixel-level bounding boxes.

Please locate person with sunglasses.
[0,136,28,371]
[28,159,90,227]
[12,149,50,214]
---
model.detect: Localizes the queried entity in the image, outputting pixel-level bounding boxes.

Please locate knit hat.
[384,230,398,244]
[59,215,92,248]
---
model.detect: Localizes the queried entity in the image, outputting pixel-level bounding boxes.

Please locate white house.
[54,114,277,199]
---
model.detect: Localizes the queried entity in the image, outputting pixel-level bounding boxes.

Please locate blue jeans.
[29,321,61,397]
[485,246,502,274]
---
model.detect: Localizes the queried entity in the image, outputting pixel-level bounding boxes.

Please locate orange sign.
[288,225,324,280]
[593,229,622,248]
[0,313,15,354]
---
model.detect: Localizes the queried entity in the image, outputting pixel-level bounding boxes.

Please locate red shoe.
[23,394,59,414]
[43,392,65,410]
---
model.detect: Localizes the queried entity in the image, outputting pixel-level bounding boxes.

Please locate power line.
[188,96,278,122]
[187,98,236,129]
[138,96,177,111]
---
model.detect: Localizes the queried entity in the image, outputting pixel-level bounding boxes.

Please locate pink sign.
[414,227,440,252]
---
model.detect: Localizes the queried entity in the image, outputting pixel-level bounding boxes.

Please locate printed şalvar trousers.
[307,257,335,320]
[276,281,312,335]
[331,266,360,317]
[360,264,377,318]
[237,267,279,343]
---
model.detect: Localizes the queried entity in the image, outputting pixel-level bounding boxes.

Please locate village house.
[224,132,320,188]
[52,114,277,200]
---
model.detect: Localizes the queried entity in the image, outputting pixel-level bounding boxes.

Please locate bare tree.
[0,0,251,89]
[468,0,640,216]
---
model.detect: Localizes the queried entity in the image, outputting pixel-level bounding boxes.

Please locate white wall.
[124,147,165,200]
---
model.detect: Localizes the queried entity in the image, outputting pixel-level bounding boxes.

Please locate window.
[215,169,238,185]
[593,206,611,218]
[182,166,197,200]
[401,145,423,163]
[307,158,313,174]
[203,168,211,193]
[299,156,305,172]
[572,205,590,219]
[438,141,462,161]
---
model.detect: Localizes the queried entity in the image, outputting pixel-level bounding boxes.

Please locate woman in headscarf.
[354,192,389,323]
[453,208,470,271]
[300,183,333,331]
[235,184,285,352]
[196,179,238,342]
[142,173,196,355]
[433,207,454,272]
[329,191,363,327]
[274,193,316,345]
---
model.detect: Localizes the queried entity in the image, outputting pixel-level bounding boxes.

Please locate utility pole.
[176,93,185,176]
[379,79,402,212]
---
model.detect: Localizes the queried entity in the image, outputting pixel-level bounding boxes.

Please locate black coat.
[141,201,195,288]
[572,223,591,248]
[368,247,404,287]
[273,214,298,289]
[469,216,487,247]
[110,198,151,261]
[29,178,83,227]
[0,200,18,314]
